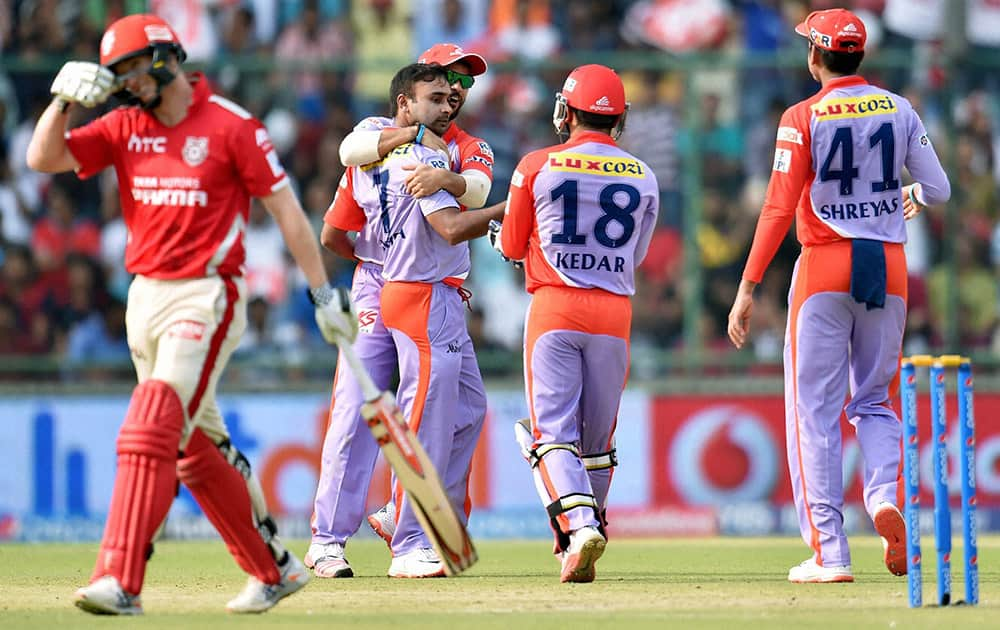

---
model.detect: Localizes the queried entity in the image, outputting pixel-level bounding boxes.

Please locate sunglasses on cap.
[446,70,475,89]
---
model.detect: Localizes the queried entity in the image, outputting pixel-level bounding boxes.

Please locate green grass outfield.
[0,536,995,629]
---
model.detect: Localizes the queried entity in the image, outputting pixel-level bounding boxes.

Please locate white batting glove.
[51,61,117,109]
[310,283,358,344]
[488,220,523,269]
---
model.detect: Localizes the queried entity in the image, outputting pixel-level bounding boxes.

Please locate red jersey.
[442,121,494,181]
[66,73,288,279]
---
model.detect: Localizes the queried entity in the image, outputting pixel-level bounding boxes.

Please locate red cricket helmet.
[553,64,628,140]
[99,14,187,108]
[100,14,187,68]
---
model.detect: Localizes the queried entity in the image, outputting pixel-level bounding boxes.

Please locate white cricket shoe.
[226,552,310,614]
[560,526,606,583]
[367,503,396,548]
[873,502,907,576]
[387,548,445,578]
[304,542,353,578]
[787,558,854,583]
[74,575,142,615]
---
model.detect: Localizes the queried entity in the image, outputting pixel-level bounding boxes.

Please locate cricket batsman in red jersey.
[26,14,358,615]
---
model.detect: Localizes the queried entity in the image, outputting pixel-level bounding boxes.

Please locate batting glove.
[487,220,523,269]
[310,283,358,344]
[51,61,117,109]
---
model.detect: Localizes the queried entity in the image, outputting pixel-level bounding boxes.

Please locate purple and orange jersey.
[328,143,465,283]
[744,75,950,283]
[500,131,659,295]
[351,116,495,202]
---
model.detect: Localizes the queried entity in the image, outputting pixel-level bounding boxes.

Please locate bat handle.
[337,339,382,403]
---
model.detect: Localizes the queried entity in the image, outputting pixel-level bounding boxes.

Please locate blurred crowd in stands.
[1,0,999,382]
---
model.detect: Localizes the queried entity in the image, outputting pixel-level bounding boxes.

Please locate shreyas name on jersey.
[812,95,897,120]
[548,152,645,178]
[818,197,899,220]
[552,251,626,272]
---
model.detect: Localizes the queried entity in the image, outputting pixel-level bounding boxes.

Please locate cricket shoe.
[560,526,606,583]
[367,503,396,548]
[74,575,142,615]
[226,552,310,613]
[304,542,353,578]
[787,558,854,583]
[873,502,907,576]
[387,548,445,578]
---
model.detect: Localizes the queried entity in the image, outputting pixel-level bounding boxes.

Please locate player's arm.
[261,185,333,290]
[404,138,494,207]
[26,61,116,173]
[320,168,364,260]
[499,156,542,261]
[259,184,357,343]
[902,110,951,218]
[729,108,810,348]
[320,225,356,260]
[404,166,491,207]
[25,102,81,173]
[633,185,661,266]
[742,109,811,285]
[425,204,505,245]
[340,124,449,166]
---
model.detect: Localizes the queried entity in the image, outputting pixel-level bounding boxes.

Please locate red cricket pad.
[93,379,184,594]
[177,428,280,584]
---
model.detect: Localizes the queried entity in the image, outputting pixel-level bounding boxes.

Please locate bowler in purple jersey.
[326,64,504,578]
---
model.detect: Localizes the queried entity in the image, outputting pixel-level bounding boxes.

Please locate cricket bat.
[338,341,478,576]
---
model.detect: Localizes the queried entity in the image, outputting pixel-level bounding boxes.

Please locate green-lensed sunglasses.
[446,70,475,89]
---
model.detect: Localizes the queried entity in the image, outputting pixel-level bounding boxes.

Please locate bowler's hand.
[727,281,756,349]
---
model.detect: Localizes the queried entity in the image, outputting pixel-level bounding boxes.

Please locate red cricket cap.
[795,9,866,53]
[417,43,488,76]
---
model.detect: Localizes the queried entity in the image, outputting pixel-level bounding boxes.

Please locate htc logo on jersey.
[553,251,625,272]
[131,188,209,207]
[127,134,167,153]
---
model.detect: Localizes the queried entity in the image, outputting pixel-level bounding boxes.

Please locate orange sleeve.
[743,104,812,283]
[458,135,495,179]
[501,151,546,261]
[323,168,366,231]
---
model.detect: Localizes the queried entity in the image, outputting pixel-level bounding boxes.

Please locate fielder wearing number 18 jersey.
[499,64,658,583]
[728,9,950,584]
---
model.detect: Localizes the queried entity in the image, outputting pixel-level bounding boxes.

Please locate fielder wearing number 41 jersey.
[499,64,658,584]
[730,8,950,584]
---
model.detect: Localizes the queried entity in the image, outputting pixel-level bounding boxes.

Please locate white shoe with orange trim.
[787,558,854,583]
[367,503,396,548]
[873,502,907,576]
[560,526,606,583]
[304,542,353,578]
